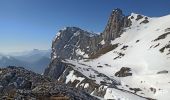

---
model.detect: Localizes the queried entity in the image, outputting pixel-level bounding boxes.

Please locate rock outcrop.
[44,59,67,79]
[0,66,99,100]
[0,66,50,99]
[102,8,131,43]
[115,67,132,77]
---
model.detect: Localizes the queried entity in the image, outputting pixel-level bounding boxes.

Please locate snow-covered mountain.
[44,8,170,100]
[0,49,51,73]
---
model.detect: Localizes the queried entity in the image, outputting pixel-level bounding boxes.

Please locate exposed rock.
[130,16,134,19]
[44,59,67,80]
[159,41,170,53]
[136,40,140,43]
[26,83,99,100]
[150,87,156,94]
[154,43,160,48]
[56,64,119,98]
[129,88,142,93]
[51,27,102,60]
[113,52,125,60]
[136,15,143,21]
[154,32,170,41]
[115,67,132,77]
[89,44,119,59]
[157,70,168,74]
[102,8,131,43]
[97,65,103,68]
[121,45,128,50]
[0,66,50,98]
[165,28,170,32]
[140,19,149,24]
[0,66,98,100]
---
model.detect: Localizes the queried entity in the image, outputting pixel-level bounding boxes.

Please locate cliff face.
[102,8,131,43]
[51,27,102,60]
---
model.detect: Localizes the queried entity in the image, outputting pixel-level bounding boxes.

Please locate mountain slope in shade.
[45,9,170,100]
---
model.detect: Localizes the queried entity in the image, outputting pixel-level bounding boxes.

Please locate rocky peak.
[112,8,123,17]
[55,27,96,40]
[51,27,101,60]
[102,8,131,43]
[46,9,132,80]
[54,27,82,41]
[51,9,133,61]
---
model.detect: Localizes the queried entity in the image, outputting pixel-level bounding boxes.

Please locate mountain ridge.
[44,8,170,100]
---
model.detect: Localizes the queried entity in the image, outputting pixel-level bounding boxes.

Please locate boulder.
[115,67,132,77]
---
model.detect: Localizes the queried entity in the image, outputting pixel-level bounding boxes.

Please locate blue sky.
[0,0,170,53]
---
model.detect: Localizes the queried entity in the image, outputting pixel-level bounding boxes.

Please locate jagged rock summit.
[102,8,132,43]
[51,27,101,60]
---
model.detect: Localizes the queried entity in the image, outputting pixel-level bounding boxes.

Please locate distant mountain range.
[0,49,51,73]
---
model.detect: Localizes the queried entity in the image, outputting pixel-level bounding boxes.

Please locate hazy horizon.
[0,48,50,55]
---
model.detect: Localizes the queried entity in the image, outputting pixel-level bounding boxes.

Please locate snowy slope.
[63,13,170,100]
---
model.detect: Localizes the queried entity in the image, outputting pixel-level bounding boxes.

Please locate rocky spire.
[102,8,131,43]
